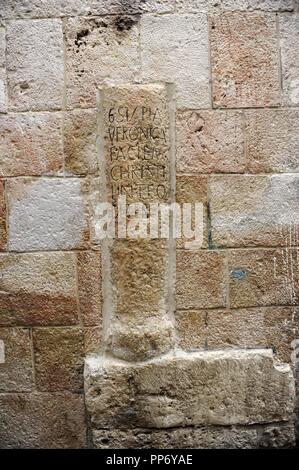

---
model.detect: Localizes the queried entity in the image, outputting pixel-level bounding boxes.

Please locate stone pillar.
[97,83,176,362]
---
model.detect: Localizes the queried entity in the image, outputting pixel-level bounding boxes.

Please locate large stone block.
[176,250,227,309]
[0,328,34,392]
[0,392,87,448]
[176,307,299,362]
[77,250,102,327]
[210,12,280,108]
[92,422,295,449]
[64,17,139,109]
[6,19,64,111]
[246,109,299,172]
[0,0,174,19]
[210,175,299,247]
[209,0,294,11]
[141,14,210,108]
[0,180,6,250]
[176,110,245,174]
[33,327,84,392]
[280,14,299,106]
[85,349,295,429]
[0,252,78,326]
[0,112,63,176]
[229,249,299,307]
[64,109,98,175]
[7,178,90,251]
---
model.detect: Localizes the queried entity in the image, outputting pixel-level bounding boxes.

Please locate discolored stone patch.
[0,252,78,326]
[210,12,280,108]
[0,112,64,176]
[64,16,139,109]
[0,392,87,448]
[0,180,6,250]
[33,327,84,392]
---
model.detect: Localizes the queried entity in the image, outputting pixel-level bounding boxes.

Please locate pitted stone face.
[97,83,175,362]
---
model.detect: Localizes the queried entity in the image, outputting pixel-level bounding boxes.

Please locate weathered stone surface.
[176,250,226,309]
[84,327,102,355]
[229,249,299,307]
[33,327,84,392]
[64,109,98,175]
[77,251,102,326]
[176,110,245,174]
[64,17,139,109]
[0,180,6,250]
[209,0,294,11]
[176,175,208,249]
[0,113,63,176]
[0,0,174,18]
[246,109,299,172]
[7,178,90,251]
[210,13,280,108]
[280,14,299,105]
[0,26,5,67]
[93,422,295,449]
[0,68,7,113]
[176,310,207,350]
[207,307,299,362]
[141,14,210,108]
[210,175,299,247]
[0,252,78,326]
[108,240,174,361]
[0,328,34,392]
[85,349,295,429]
[6,20,64,111]
[0,392,87,448]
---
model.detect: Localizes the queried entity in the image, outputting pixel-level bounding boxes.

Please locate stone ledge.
[85,349,295,433]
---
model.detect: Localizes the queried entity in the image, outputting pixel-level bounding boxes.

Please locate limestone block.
[0,252,79,326]
[176,175,208,249]
[0,0,174,19]
[0,180,6,250]
[92,422,295,449]
[141,14,210,108]
[210,175,299,247]
[210,12,280,108]
[0,328,34,392]
[7,178,90,251]
[176,250,227,309]
[84,327,102,355]
[6,20,64,111]
[77,251,102,327]
[176,110,245,174]
[209,0,294,11]
[0,392,87,448]
[229,249,299,307]
[64,17,139,109]
[85,349,295,429]
[0,68,7,113]
[64,109,98,175]
[33,327,84,392]
[0,112,64,176]
[280,14,299,105]
[176,307,299,362]
[246,109,299,172]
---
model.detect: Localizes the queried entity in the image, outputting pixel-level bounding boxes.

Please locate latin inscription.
[106,105,169,203]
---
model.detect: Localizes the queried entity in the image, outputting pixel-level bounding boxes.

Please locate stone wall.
[0,0,298,449]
